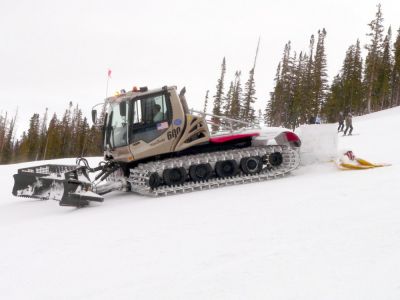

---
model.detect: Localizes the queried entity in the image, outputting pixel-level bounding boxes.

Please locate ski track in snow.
[1,107,400,299]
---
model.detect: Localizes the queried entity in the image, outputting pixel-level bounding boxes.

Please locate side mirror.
[91,109,97,124]
[119,102,126,117]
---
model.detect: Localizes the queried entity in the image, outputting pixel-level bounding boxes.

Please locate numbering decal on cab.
[167,127,181,140]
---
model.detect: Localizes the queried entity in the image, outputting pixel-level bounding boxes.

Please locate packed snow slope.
[1,107,400,300]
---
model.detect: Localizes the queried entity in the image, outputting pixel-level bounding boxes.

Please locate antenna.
[106,69,112,99]
[253,37,261,71]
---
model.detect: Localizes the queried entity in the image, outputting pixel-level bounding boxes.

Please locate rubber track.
[127,145,300,197]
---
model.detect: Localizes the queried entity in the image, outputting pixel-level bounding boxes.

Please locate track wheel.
[189,163,212,182]
[163,167,187,186]
[147,172,161,189]
[240,156,263,174]
[269,152,283,167]
[215,160,239,178]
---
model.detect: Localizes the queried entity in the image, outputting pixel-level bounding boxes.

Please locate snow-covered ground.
[1,108,400,300]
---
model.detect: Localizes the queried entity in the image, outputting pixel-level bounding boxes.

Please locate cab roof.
[106,86,176,104]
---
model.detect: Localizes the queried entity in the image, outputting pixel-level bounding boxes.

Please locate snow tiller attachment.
[12,158,125,207]
[12,164,105,207]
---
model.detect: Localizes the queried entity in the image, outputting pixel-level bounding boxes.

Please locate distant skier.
[343,113,353,135]
[315,114,321,124]
[338,112,344,132]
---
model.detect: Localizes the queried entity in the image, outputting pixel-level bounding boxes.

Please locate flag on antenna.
[108,69,112,78]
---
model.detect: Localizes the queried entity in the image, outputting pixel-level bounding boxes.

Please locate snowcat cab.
[95,86,209,166]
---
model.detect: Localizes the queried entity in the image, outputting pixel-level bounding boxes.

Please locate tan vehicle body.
[105,86,210,163]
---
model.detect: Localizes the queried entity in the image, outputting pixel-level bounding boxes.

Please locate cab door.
[128,91,181,161]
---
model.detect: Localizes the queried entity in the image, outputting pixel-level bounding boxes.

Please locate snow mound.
[297,123,338,165]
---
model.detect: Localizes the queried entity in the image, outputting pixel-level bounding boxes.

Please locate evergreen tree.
[45,113,61,159]
[26,114,40,161]
[230,71,242,119]
[266,42,296,127]
[86,125,100,156]
[1,113,16,163]
[203,90,209,114]
[289,52,307,129]
[323,75,343,122]
[37,108,48,160]
[18,131,29,162]
[0,112,8,155]
[87,104,106,157]
[211,57,226,132]
[241,68,257,122]
[364,4,385,112]
[377,26,392,109]
[223,82,234,116]
[257,109,262,125]
[340,42,362,113]
[392,27,400,106]
[280,42,295,126]
[241,38,260,123]
[265,62,284,126]
[303,35,315,122]
[60,102,73,157]
[351,40,364,113]
[311,28,328,117]
[322,40,364,121]
[297,52,311,125]
[77,117,89,157]
[71,104,84,156]
[13,139,21,162]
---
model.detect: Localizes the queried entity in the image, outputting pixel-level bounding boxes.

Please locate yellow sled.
[337,157,390,170]
[336,151,390,170]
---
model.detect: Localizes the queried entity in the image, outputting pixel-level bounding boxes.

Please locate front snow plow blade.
[12,164,104,207]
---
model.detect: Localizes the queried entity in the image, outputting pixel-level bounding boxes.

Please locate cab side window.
[152,95,169,123]
[130,93,172,143]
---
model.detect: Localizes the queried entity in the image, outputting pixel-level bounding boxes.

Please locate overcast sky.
[0,0,399,135]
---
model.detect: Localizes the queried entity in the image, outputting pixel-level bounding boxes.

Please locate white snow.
[1,107,400,299]
[298,123,338,165]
